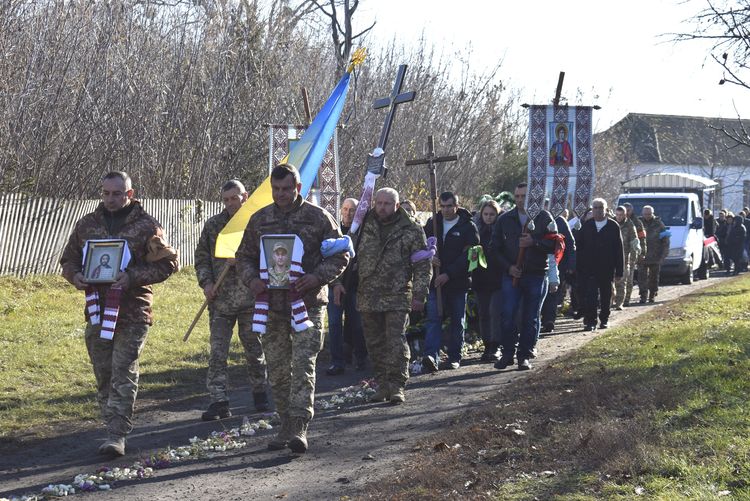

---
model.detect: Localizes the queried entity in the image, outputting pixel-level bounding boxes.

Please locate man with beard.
[355,188,432,403]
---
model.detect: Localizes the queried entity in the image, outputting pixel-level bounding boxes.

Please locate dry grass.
[359,277,750,500]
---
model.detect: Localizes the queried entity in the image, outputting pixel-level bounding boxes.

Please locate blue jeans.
[500,274,548,360]
[424,288,467,363]
[326,288,366,368]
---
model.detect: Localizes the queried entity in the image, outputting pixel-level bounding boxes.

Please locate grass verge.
[361,276,750,500]
[0,267,252,441]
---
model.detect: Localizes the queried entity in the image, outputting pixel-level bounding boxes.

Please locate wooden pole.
[183,265,231,342]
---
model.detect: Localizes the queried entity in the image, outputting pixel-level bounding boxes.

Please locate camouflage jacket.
[356,208,433,313]
[235,196,348,312]
[640,216,670,264]
[630,213,647,256]
[194,210,254,314]
[60,201,179,325]
[618,217,638,259]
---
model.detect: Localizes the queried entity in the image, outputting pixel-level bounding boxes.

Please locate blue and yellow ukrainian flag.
[214,49,365,258]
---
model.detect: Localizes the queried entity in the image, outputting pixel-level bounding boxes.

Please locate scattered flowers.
[409,360,423,375]
[2,414,277,501]
[315,379,377,410]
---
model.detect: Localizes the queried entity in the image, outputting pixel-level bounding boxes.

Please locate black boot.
[201,401,231,421]
[253,391,269,412]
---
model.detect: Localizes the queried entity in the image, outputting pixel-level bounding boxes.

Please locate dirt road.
[0,274,728,500]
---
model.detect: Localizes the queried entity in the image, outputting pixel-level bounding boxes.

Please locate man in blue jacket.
[491,183,557,371]
[422,192,480,372]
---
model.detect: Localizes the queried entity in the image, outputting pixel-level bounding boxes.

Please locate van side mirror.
[691,217,703,230]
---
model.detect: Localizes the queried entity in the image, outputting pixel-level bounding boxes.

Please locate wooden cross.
[373,64,416,153]
[405,135,458,316]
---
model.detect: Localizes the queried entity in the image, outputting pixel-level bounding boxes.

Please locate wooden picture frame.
[83,239,126,284]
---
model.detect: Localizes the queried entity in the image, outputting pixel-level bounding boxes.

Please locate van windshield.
[621,198,689,227]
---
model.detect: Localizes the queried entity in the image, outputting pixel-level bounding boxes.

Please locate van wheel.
[681,256,694,285]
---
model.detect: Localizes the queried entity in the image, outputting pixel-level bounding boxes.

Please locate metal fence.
[0,194,222,276]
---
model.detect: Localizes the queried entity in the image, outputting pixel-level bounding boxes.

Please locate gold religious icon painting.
[261,235,296,289]
[83,239,127,284]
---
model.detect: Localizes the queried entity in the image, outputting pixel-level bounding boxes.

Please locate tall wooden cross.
[405,135,458,316]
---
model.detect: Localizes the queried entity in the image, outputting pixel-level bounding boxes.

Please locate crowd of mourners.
[61,168,743,457]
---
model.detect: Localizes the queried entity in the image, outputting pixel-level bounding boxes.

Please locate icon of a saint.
[92,253,114,280]
[549,123,573,167]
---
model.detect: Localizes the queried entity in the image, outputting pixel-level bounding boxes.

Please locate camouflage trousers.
[638,263,661,297]
[360,311,410,391]
[207,310,267,403]
[85,322,148,437]
[613,251,637,307]
[263,306,324,421]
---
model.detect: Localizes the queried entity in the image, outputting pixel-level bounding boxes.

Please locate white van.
[616,173,717,284]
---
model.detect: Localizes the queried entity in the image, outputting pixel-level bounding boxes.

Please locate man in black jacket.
[422,192,480,372]
[491,183,557,371]
[575,198,624,330]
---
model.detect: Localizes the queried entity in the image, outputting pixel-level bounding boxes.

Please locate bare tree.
[673,0,750,147]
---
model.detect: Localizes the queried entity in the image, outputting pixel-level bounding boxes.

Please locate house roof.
[594,113,750,166]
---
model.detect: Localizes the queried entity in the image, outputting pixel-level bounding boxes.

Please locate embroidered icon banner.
[527,105,594,218]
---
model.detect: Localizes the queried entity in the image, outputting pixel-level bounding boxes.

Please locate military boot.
[267,415,292,451]
[369,383,390,402]
[389,386,405,404]
[98,435,126,457]
[202,401,231,421]
[253,391,269,412]
[288,416,309,453]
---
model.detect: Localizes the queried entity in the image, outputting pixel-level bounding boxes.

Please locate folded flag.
[321,235,355,258]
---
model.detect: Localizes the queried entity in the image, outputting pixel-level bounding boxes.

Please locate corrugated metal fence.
[0,194,222,276]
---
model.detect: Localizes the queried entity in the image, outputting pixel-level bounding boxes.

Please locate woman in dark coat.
[472,200,503,361]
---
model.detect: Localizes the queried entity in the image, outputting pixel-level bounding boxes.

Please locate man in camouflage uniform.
[624,202,647,304]
[236,164,348,453]
[638,205,670,303]
[194,180,268,421]
[613,205,639,309]
[60,171,179,457]
[355,188,432,404]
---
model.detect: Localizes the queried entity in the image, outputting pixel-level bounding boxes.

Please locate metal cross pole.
[372,64,416,178]
[405,135,458,317]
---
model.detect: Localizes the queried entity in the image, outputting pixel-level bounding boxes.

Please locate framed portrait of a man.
[261,235,296,290]
[83,239,127,284]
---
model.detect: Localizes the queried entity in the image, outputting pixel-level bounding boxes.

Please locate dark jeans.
[582,274,613,325]
[424,287,467,363]
[475,288,502,346]
[500,274,548,360]
[326,288,366,368]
